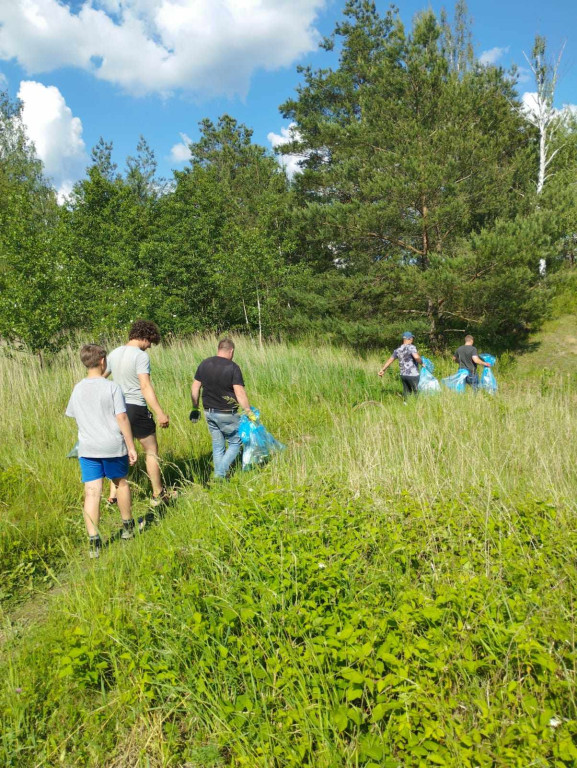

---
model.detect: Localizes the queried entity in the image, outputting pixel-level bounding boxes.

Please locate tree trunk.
[256,288,263,348]
[421,200,430,269]
[427,299,440,352]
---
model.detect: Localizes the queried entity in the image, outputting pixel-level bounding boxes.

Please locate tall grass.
[1,338,577,766]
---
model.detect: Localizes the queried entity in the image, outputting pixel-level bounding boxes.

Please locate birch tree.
[524,36,566,274]
[524,36,565,196]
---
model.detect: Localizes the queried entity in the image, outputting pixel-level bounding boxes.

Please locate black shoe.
[89,535,102,558]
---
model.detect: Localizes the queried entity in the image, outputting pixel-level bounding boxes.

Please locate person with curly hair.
[106,320,171,506]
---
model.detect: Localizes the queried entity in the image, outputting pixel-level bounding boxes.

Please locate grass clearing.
[1,335,577,765]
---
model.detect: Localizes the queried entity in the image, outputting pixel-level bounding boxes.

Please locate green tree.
[142,116,295,337]
[61,137,160,333]
[279,0,542,348]
[0,90,78,358]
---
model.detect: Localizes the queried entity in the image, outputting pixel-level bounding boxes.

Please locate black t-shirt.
[454,345,479,374]
[194,356,245,410]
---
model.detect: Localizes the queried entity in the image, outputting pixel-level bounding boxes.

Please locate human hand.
[378,369,385,377]
[189,409,200,423]
[158,412,170,428]
[128,448,138,465]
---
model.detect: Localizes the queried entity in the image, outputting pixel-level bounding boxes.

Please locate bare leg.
[139,433,163,497]
[111,477,132,521]
[108,479,118,503]
[84,479,103,537]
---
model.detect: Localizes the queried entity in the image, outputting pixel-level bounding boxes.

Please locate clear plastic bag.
[239,409,285,470]
[479,354,497,394]
[418,357,441,394]
[67,441,79,458]
[442,368,469,392]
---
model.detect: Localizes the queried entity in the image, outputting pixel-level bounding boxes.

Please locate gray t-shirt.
[392,344,419,376]
[66,378,127,458]
[454,345,479,374]
[106,345,151,406]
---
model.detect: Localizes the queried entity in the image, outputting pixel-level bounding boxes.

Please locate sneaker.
[89,536,102,558]
[150,487,177,508]
[121,520,135,540]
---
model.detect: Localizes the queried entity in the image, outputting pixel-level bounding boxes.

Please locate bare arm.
[472,355,490,367]
[138,373,169,427]
[191,379,202,408]
[412,352,422,365]
[233,384,251,412]
[378,356,395,376]
[116,412,138,465]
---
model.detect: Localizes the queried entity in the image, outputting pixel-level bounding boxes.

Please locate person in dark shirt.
[453,334,491,390]
[190,339,252,479]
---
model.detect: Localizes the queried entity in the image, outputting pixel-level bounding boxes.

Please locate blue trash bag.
[238,408,285,470]
[418,357,441,393]
[442,368,469,392]
[479,354,497,394]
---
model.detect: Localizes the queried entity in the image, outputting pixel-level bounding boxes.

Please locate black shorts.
[126,404,156,439]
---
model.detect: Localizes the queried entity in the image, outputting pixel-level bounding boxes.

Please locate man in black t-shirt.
[453,334,491,390]
[190,339,252,479]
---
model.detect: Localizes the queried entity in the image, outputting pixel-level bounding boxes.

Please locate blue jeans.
[465,373,479,390]
[205,411,242,478]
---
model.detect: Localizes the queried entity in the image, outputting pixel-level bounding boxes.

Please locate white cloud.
[17,80,87,199]
[479,46,509,66]
[0,0,326,97]
[169,132,192,163]
[268,123,303,178]
[521,91,540,122]
[521,91,577,125]
[0,71,7,89]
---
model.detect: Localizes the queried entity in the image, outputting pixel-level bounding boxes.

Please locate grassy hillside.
[1,337,577,766]
[515,313,577,376]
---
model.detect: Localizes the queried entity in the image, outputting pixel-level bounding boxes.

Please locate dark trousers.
[400,375,420,399]
[465,373,479,390]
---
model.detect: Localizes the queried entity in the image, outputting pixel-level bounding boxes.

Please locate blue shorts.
[79,456,129,483]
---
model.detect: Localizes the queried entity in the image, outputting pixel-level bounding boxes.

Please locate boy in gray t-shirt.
[66,344,138,558]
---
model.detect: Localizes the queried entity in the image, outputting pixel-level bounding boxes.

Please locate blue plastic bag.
[238,408,285,470]
[418,357,441,394]
[479,354,497,394]
[442,368,469,392]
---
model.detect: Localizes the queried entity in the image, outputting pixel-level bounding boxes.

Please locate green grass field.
[1,329,577,766]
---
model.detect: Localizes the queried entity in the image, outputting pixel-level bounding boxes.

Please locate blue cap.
[402,331,414,339]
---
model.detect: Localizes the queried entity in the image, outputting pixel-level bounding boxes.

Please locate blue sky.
[0,0,575,197]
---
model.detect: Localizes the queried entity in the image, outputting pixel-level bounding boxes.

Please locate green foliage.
[279,1,557,348]
[1,338,577,765]
[1,4,577,354]
[0,90,79,354]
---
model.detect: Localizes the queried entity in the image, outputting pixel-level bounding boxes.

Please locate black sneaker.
[89,535,102,558]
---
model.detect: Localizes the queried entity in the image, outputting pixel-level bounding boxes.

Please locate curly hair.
[128,320,161,344]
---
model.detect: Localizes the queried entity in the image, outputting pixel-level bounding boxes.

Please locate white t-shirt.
[106,345,151,406]
[66,378,127,458]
